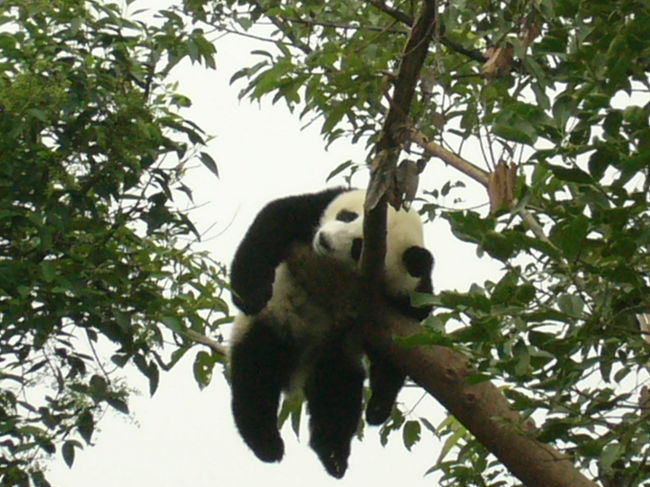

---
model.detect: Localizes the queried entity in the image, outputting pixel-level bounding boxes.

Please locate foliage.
[197,0,650,485]
[0,1,227,485]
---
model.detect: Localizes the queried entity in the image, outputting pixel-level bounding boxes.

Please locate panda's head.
[312,189,426,296]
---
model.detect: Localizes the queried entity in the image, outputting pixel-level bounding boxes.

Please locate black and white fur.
[228,188,433,478]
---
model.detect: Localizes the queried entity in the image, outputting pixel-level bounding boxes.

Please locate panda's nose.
[318,232,332,252]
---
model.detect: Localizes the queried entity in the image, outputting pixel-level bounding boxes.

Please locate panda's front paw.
[249,434,285,463]
[233,283,273,316]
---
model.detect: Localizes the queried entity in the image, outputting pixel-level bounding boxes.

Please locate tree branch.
[368,0,414,26]
[369,0,487,64]
[283,16,407,35]
[286,245,600,487]
[185,329,228,356]
[409,129,560,247]
[362,0,438,285]
[409,128,490,187]
[251,1,313,55]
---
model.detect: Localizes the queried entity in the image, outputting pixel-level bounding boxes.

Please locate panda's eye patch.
[336,210,358,223]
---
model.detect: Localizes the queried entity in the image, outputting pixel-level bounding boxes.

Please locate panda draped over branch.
[228,187,434,478]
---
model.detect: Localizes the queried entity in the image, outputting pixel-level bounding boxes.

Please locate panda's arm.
[230,188,346,315]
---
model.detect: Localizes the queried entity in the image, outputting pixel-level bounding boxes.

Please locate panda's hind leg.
[230,317,297,463]
[304,339,364,479]
[365,351,405,425]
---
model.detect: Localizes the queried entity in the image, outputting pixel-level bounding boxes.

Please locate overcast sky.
[45,3,503,486]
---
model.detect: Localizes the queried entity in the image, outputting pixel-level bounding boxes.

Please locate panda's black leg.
[230,318,296,463]
[304,341,364,479]
[365,351,405,425]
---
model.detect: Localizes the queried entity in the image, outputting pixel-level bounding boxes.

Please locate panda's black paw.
[318,450,348,479]
[365,398,392,425]
[233,284,273,316]
[249,434,285,463]
[403,246,434,278]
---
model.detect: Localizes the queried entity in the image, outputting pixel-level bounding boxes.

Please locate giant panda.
[228,187,433,478]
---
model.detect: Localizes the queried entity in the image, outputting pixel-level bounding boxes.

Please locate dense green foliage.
[2,0,649,485]
[0,1,227,485]
[199,0,650,485]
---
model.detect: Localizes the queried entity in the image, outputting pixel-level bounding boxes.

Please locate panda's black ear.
[403,246,433,278]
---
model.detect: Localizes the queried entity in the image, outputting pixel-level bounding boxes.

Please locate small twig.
[211,25,296,47]
[518,208,556,248]
[409,128,490,186]
[251,1,313,55]
[185,329,227,356]
[440,37,487,63]
[283,16,407,35]
[87,333,112,382]
[368,0,414,26]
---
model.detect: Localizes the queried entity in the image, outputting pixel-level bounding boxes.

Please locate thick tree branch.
[286,245,599,487]
[362,0,437,284]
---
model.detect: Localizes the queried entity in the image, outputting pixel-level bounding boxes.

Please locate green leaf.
[395,331,453,347]
[599,443,622,472]
[106,396,129,414]
[549,165,593,184]
[588,145,615,180]
[27,108,48,122]
[40,261,57,282]
[466,373,492,385]
[402,420,421,451]
[550,215,589,261]
[113,311,131,332]
[557,294,585,317]
[192,351,215,389]
[161,316,184,334]
[31,470,52,487]
[436,425,465,464]
[62,441,76,468]
[111,354,129,368]
[326,160,354,182]
[277,395,303,436]
[493,122,536,144]
[552,94,577,130]
[77,411,94,444]
[148,362,160,396]
[199,152,219,178]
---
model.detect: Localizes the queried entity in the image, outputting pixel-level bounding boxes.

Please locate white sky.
[45,4,504,486]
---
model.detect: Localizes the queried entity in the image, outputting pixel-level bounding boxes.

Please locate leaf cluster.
[0,1,227,485]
